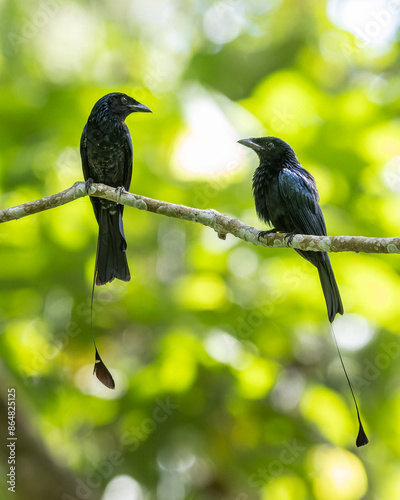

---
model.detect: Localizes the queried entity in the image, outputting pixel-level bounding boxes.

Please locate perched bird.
[81,92,151,388]
[81,92,152,285]
[238,136,343,321]
[238,136,368,447]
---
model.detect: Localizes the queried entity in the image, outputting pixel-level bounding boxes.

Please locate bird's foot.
[258,228,277,241]
[85,178,94,194]
[115,186,126,202]
[284,231,297,246]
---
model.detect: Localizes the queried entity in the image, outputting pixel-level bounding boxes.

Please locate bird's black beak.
[237,138,263,151]
[129,102,152,113]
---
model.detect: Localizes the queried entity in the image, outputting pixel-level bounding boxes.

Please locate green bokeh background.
[1,0,400,499]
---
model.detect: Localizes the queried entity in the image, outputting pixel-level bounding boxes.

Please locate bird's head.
[238,136,297,164]
[90,92,152,121]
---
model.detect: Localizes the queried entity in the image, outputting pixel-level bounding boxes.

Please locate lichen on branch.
[1,181,399,254]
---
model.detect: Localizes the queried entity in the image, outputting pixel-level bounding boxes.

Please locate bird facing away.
[81,92,152,286]
[238,136,368,447]
[80,92,151,389]
[238,136,342,322]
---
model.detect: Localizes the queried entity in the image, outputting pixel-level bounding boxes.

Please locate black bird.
[238,136,368,447]
[238,136,342,322]
[81,92,151,388]
[81,92,152,285]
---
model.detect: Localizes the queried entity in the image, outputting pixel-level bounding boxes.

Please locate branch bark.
[1,181,399,254]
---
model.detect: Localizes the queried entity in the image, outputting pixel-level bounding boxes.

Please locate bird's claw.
[258,229,277,241]
[284,232,296,246]
[85,178,94,194]
[116,186,125,201]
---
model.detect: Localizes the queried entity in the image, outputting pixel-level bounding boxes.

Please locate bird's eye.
[267,142,274,149]
[121,96,128,104]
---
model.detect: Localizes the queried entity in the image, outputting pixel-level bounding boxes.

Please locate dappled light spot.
[203,2,243,45]
[327,0,400,51]
[102,475,144,500]
[237,356,279,399]
[382,155,400,193]
[309,445,368,500]
[228,246,259,278]
[157,444,196,473]
[205,329,250,369]
[334,314,375,350]
[34,4,105,83]
[173,90,243,179]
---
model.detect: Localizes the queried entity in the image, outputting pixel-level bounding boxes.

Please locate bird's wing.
[80,124,90,181]
[278,167,327,236]
[80,123,100,224]
[122,126,133,192]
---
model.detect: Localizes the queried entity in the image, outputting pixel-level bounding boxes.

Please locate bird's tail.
[297,250,367,446]
[96,205,130,285]
[296,250,343,323]
[316,255,344,323]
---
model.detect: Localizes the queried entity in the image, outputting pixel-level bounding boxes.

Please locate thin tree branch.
[1,181,399,254]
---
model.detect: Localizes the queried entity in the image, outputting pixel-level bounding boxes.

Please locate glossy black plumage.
[80,92,151,285]
[239,136,343,323]
[239,136,368,447]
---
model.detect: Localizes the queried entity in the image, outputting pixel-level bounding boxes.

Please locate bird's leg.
[258,228,277,241]
[115,186,126,202]
[284,231,297,246]
[85,177,94,193]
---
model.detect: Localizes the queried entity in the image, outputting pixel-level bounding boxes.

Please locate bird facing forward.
[238,136,343,323]
[81,92,152,285]
[80,92,151,389]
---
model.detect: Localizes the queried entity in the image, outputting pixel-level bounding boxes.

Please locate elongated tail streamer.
[330,324,368,447]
